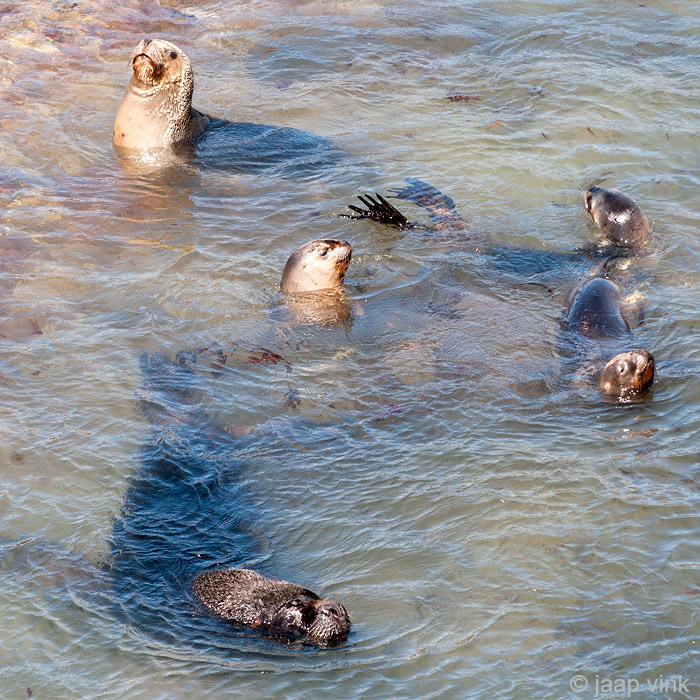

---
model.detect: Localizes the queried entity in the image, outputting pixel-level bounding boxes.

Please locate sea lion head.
[597,348,655,400]
[128,38,193,99]
[114,39,207,151]
[269,595,351,646]
[584,186,651,250]
[280,239,352,294]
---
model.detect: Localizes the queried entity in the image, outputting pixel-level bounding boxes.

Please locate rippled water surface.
[2,1,700,698]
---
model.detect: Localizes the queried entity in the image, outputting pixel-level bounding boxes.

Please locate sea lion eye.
[169,50,177,59]
[319,249,328,258]
[618,363,628,375]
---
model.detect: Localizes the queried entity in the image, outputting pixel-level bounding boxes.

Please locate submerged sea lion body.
[113,39,339,175]
[563,275,654,400]
[109,353,350,648]
[347,181,655,399]
[584,186,651,251]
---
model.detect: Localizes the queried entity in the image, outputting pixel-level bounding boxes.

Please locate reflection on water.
[1,1,700,698]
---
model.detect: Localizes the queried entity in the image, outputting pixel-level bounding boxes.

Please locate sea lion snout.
[129,39,187,89]
[330,239,352,262]
[633,349,655,387]
[132,53,161,86]
[583,186,598,214]
[309,599,351,644]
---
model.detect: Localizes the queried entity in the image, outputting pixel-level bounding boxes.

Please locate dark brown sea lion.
[563,274,654,400]
[584,186,651,251]
[280,239,352,294]
[113,38,211,152]
[193,568,350,646]
[348,180,653,256]
[109,353,352,652]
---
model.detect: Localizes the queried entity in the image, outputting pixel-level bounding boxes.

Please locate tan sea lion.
[280,239,352,294]
[113,38,339,176]
[584,186,651,250]
[113,38,211,152]
[193,568,350,646]
[563,274,654,400]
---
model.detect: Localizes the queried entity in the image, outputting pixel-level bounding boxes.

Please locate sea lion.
[343,180,631,280]
[280,239,352,294]
[347,180,653,259]
[562,274,655,400]
[113,38,210,151]
[584,186,651,251]
[193,568,350,646]
[109,352,351,649]
[113,39,339,176]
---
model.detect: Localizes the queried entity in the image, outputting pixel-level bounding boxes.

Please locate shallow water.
[1,0,700,698]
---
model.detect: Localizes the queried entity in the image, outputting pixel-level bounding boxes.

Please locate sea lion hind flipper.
[342,192,411,229]
[388,177,459,220]
[138,352,198,415]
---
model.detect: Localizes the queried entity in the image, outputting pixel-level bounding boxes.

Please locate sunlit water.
[1,1,700,698]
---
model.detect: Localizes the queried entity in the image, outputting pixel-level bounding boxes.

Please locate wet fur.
[193,568,350,645]
[563,275,654,400]
[584,186,651,251]
[113,39,341,177]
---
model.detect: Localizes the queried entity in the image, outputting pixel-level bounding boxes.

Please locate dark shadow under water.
[180,119,344,180]
[107,352,283,653]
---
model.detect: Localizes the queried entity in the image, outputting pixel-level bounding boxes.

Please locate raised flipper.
[342,192,411,230]
[388,178,465,226]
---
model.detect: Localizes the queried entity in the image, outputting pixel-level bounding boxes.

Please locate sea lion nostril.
[143,38,152,47]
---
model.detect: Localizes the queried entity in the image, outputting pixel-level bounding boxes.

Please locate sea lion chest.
[113,89,176,150]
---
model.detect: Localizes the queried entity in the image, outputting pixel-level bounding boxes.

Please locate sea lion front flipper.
[342,193,411,230]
